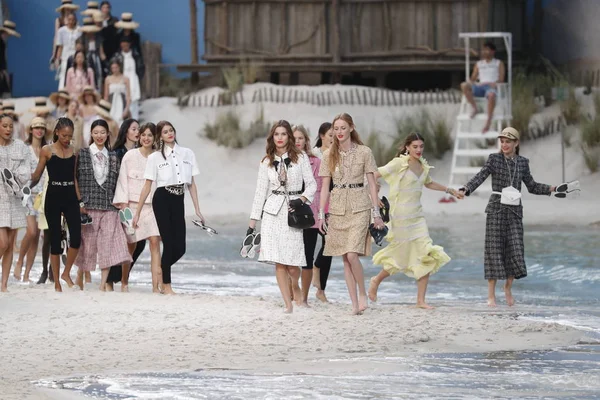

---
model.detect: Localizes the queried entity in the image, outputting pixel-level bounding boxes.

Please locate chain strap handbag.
[282,161,315,230]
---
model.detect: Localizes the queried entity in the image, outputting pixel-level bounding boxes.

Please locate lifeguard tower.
[447,32,513,192]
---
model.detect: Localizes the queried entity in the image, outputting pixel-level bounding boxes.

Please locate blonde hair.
[327,113,363,173]
[292,124,314,157]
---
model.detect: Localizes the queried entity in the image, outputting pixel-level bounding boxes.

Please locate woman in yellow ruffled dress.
[368,133,462,309]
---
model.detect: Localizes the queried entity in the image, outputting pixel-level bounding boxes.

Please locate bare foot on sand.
[1,284,8,292]
[504,284,515,306]
[416,302,435,310]
[358,294,368,312]
[284,305,293,314]
[352,307,363,316]
[106,282,114,292]
[61,273,74,288]
[85,271,92,284]
[13,261,22,281]
[368,277,379,302]
[487,298,497,307]
[152,287,161,294]
[311,268,321,289]
[121,285,129,293]
[301,301,310,308]
[316,290,328,303]
[163,285,176,295]
[292,286,303,307]
[75,272,84,291]
[54,283,62,292]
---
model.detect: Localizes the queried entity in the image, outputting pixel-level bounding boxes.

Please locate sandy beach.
[0,283,584,399]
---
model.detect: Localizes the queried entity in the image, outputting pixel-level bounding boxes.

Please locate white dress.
[56,26,81,90]
[108,81,127,126]
[0,140,31,228]
[250,153,317,267]
[121,51,141,120]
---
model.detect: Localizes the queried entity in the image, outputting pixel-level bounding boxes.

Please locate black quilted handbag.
[288,203,315,229]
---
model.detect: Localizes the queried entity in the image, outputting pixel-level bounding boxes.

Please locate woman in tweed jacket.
[460,127,557,307]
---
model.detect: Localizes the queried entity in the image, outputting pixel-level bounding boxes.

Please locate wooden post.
[189,0,200,85]
[331,0,341,83]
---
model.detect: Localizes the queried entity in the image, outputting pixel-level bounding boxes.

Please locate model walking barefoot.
[29,117,82,292]
[368,133,460,309]
[74,119,132,290]
[0,113,30,292]
[113,122,162,293]
[135,121,205,295]
[13,118,49,282]
[317,113,383,315]
[459,127,558,307]
[311,122,334,302]
[249,120,317,313]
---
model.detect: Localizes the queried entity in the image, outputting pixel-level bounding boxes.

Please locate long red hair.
[262,120,300,167]
[327,113,363,173]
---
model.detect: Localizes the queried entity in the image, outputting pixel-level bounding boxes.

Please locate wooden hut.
[178,0,527,89]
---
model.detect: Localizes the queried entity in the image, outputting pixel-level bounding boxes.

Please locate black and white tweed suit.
[463,153,551,280]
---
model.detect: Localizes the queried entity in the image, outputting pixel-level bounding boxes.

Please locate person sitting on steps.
[460,41,505,134]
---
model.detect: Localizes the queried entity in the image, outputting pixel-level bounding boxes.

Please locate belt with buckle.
[272,190,302,195]
[333,183,364,189]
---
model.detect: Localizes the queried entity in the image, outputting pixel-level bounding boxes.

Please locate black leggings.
[302,228,333,290]
[44,198,81,255]
[106,240,147,283]
[152,188,186,284]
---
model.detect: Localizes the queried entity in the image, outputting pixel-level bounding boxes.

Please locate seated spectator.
[0,20,20,98]
[66,50,95,99]
[460,41,506,133]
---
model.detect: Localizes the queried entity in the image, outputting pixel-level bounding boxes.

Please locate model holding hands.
[369,133,460,309]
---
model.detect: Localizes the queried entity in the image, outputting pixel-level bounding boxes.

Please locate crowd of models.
[0,109,566,314]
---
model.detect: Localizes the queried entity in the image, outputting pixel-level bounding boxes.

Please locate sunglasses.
[192,220,218,236]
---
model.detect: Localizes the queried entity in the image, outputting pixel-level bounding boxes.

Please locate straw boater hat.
[78,85,101,104]
[94,99,113,120]
[80,17,101,33]
[2,101,22,116]
[92,11,104,24]
[115,13,140,30]
[498,127,520,141]
[28,117,48,135]
[81,1,102,17]
[56,0,79,12]
[29,98,52,115]
[0,20,21,38]
[49,90,71,106]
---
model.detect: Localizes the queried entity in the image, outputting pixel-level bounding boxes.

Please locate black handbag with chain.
[277,158,315,229]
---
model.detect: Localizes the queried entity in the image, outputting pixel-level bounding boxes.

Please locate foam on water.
[37,347,600,399]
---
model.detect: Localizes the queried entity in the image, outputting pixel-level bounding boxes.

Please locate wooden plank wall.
[203,0,488,60]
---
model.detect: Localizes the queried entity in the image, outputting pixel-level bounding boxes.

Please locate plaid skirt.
[484,208,527,280]
[75,210,132,271]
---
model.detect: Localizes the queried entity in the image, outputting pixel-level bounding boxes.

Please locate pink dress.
[308,155,328,228]
[113,149,160,243]
[66,67,95,99]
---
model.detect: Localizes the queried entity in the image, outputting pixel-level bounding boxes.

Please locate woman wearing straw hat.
[80,16,106,92]
[55,12,82,90]
[116,12,142,56]
[95,98,120,146]
[29,98,56,143]
[49,89,71,119]
[79,86,101,145]
[0,20,20,98]
[103,57,131,126]
[2,102,26,141]
[53,0,79,62]
[66,99,85,152]
[13,117,50,283]
[0,112,31,292]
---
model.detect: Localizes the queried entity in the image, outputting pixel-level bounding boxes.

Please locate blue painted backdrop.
[4,0,204,97]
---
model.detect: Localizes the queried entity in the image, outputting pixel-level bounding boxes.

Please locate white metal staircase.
[447,32,513,193]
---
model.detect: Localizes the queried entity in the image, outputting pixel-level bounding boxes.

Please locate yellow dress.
[373,155,450,279]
